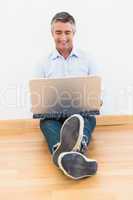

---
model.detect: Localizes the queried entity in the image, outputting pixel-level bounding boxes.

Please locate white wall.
[0,0,133,119]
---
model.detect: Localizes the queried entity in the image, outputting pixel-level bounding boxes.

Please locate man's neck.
[57,48,73,59]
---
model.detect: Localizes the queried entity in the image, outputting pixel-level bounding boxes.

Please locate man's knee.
[89,116,96,127]
[84,116,96,128]
[40,119,53,130]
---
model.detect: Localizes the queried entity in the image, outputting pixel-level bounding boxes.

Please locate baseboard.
[0,115,133,129]
[96,115,133,125]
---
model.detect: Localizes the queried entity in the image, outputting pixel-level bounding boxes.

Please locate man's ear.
[100,100,103,107]
[73,29,76,35]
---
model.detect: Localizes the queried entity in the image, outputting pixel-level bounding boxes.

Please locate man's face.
[51,21,75,52]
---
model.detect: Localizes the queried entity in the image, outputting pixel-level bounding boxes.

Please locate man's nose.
[60,33,67,40]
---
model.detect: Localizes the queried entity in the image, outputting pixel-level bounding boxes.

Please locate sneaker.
[58,151,97,180]
[52,114,84,167]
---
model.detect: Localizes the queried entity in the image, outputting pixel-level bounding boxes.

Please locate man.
[39,12,99,180]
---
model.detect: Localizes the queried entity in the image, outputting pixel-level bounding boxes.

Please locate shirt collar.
[50,48,79,60]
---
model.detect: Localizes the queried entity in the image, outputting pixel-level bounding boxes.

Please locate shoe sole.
[58,152,97,180]
[53,114,84,167]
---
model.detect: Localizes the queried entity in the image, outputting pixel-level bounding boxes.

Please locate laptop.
[29,76,101,117]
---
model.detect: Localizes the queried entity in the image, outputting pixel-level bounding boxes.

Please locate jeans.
[40,116,96,154]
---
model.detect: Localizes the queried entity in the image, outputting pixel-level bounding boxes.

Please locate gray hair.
[51,12,76,33]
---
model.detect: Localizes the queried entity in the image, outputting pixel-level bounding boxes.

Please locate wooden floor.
[1,117,133,199]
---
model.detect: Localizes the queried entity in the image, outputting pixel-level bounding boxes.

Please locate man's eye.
[56,31,62,34]
[65,32,71,35]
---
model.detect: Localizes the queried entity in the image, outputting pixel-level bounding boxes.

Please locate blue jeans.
[40,116,96,154]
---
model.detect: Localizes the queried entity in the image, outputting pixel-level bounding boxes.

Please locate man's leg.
[58,115,97,180]
[52,114,84,166]
[39,115,84,158]
[40,115,97,180]
[80,116,96,154]
[40,119,63,154]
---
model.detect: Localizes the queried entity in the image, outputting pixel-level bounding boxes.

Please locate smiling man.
[51,18,75,59]
[39,12,98,180]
